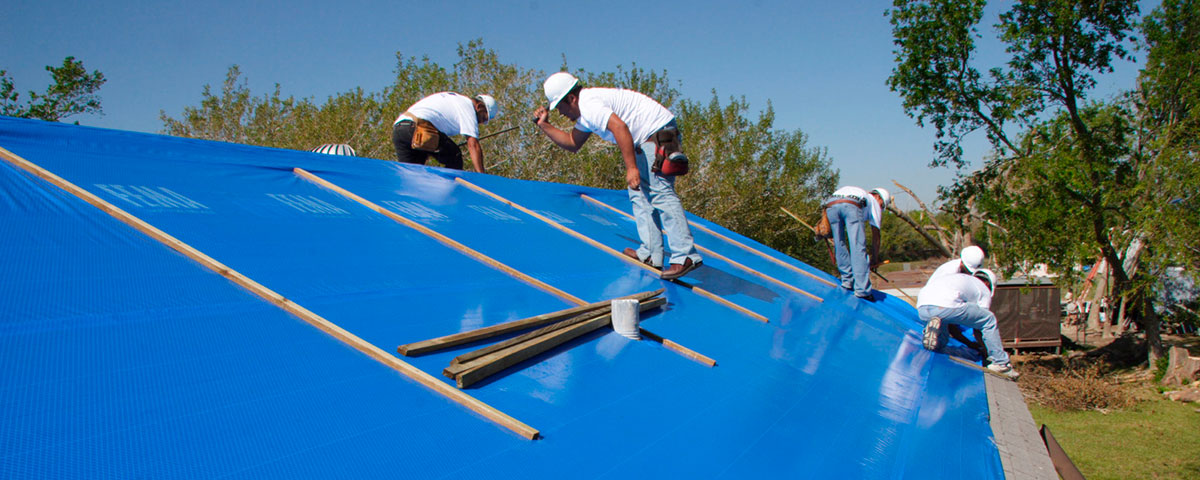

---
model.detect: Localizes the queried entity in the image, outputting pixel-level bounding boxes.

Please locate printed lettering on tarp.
[93,184,209,211]
[536,210,574,224]
[266,194,349,215]
[380,200,448,222]
[468,205,521,222]
[582,213,616,226]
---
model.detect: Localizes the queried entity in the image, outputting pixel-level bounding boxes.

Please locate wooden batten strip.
[0,147,538,440]
[678,280,770,323]
[294,168,585,306]
[454,177,659,273]
[694,247,822,302]
[455,313,615,389]
[638,328,717,367]
[455,177,769,323]
[399,288,664,357]
[449,306,608,370]
[948,356,1015,382]
[584,194,837,288]
[446,296,668,380]
[579,194,821,302]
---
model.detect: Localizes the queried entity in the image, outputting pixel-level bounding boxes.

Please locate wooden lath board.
[579,195,822,303]
[294,168,586,306]
[454,177,769,324]
[297,170,717,374]
[0,147,539,440]
[583,193,837,288]
[400,289,663,357]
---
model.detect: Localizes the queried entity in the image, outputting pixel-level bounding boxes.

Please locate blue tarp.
[0,116,1003,478]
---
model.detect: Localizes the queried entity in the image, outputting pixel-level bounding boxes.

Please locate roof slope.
[0,116,1005,478]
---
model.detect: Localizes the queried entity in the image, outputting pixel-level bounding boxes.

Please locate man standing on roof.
[824,186,891,300]
[532,72,702,281]
[918,268,1019,378]
[392,92,499,173]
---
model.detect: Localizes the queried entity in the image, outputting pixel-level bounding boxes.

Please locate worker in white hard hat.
[928,245,989,356]
[533,72,702,281]
[917,268,1018,378]
[823,186,891,300]
[391,92,499,173]
[930,245,985,281]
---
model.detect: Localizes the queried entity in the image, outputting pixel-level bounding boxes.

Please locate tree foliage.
[1,56,106,122]
[160,40,841,268]
[889,0,1200,363]
[1136,0,1200,272]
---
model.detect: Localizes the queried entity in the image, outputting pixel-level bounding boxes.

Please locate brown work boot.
[661,258,701,280]
[622,247,658,268]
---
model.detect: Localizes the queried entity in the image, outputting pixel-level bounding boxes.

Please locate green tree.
[1136,0,1200,272]
[1,56,106,122]
[886,0,1176,360]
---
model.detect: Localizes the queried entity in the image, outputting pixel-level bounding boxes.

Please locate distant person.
[392,92,498,173]
[918,269,1019,379]
[532,72,701,280]
[310,143,356,156]
[930,245,985,281]
[824,186,890,300]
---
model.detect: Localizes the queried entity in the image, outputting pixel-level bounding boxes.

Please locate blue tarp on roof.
[0,116,1003,478]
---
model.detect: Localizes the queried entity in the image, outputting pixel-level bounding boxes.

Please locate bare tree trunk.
[1144,297,1165,365]
[887,206,954,258]
[892,180,953,249]
[1087,260,1108,332]
[1113,296,1130,336]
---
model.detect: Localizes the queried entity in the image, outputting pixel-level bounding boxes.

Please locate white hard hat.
[543,72,579,109]
[973,268,997,293]
[871,187,891,208]
[475,94,499,122]
[310,143,356,156]
[960,245,985,273]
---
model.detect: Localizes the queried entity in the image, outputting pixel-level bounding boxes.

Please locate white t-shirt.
[917,272,992,310]
[574,88,674,145]
[396,92,479,138]
[929,259,968,282]
[831,186,883,228]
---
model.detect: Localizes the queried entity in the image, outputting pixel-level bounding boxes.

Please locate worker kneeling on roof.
[917,268,1019,379]
[532,72,702,281]
[824,185,890,300]
[928,245,990,358]
[392,92,499,174]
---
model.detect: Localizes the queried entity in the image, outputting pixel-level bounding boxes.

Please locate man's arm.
[605,113,641,190]
[533,107,591,152]
[465,136,485,173]
[869,225,882,268]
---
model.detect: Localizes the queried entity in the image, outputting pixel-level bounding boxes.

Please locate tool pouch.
[409,116,440,152]
[650,128,689,176]
[815,207,833,239]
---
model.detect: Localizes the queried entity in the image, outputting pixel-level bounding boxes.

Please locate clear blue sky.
[2,0,1152,209]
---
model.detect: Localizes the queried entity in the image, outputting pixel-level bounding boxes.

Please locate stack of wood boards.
[398,289,666,388]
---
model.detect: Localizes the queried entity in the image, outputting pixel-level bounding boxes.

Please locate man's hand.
[625,168,641,191]
[533,106,549,125]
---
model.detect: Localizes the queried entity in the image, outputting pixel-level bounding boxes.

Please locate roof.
[0,116,1031,478]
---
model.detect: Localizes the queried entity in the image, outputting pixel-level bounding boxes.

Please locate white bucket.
[611,298,641,340]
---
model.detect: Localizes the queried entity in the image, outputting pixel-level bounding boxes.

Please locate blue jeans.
[628,120,701,267]
[918,304,1010,365]
[827,201,871,296]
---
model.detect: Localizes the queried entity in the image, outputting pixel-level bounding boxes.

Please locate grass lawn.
[1029,387,1200,480]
